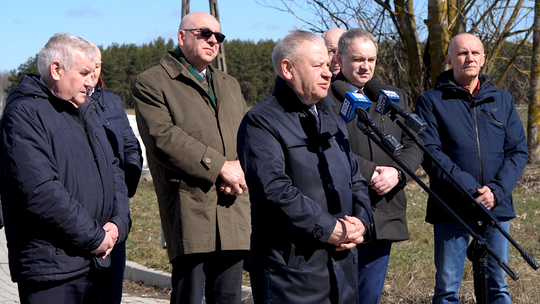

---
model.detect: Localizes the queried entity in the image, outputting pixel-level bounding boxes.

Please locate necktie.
[309,106,320,125]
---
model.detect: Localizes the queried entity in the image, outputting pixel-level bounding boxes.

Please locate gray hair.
[38,33,96,81]
[337,28,378,55]
[272,29,325,75]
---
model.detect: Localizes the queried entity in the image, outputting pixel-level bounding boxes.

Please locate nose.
[322,66,332,79]
[84,74,94,88]
[207,33,218,45]
[359,60,368,70]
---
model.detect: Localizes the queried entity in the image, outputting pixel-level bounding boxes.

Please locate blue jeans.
[357,240,392,304]
[432,221,511,304]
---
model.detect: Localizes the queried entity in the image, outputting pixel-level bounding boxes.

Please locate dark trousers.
[18,270,103,304]
[357,240,392,304]
[102,241,126,304]
[170,250,246,304]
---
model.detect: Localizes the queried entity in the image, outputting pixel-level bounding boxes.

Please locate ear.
[336,53,343,66]
[50,60,62,81]
[281,59,294,81]
[445,55,452,68]
[480,54,485,68]
[178,30,186,47]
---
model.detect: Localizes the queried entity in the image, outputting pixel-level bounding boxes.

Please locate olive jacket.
[132,50,251,261]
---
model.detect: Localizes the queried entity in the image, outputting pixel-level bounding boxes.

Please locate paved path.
[0,231,169,304]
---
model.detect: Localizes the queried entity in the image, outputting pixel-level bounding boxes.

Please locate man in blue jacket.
[0,33,130,304]
[237,29,373,304]
[415,33,527,304]
[86,42,143,304]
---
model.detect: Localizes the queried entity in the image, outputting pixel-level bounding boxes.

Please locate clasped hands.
[90,222,118,259]
[476,185,497,210]
[328,215,366,251]
[218,160,248,196]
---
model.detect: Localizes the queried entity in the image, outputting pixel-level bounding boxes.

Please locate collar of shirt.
[345,81,363,93]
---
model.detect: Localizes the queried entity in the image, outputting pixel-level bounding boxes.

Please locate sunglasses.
[183,28,226,43]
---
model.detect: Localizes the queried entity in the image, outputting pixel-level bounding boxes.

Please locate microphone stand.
[354,112,533,304]
[385,112,539,304]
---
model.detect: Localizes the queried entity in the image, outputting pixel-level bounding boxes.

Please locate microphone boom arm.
[354,115,524,282]
[388,112,539,271]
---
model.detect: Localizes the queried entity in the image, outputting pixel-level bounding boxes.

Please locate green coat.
[133,51,250,261]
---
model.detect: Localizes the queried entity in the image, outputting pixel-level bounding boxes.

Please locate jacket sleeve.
[1,105,105,253]
[485,97,527,204]
[415,94,483,196]
[107,156,131,244]
[349,151,373,241]
[237,112,337,244]
[119,109,143,198]
[133,72,226,185]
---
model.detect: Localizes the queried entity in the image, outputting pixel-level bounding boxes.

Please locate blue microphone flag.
[375,89,401,115]
[339,92,372,123]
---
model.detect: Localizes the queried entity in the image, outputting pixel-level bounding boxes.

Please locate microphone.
[364,80,427,133]
[338,91,372,123]
[334,81,403,156]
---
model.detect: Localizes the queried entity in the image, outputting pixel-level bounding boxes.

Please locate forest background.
[2,0,540,155]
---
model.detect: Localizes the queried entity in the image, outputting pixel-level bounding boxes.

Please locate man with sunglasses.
[133,12,250,304]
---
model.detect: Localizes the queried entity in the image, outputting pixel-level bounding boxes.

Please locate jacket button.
[314,227,323,238]
[205,157,211,164]
[372,206,377,211]
[331,257,337,267]
[318,147,323,153]
[353,255,358,264]
[328,183,334,190]
[349,182,352,188]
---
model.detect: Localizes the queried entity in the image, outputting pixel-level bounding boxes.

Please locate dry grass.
[127,165,540,303]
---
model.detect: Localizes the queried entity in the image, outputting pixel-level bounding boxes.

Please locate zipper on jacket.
[481,109,507,131]
[472,102,483,185]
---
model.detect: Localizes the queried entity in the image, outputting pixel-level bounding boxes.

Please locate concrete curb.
[124,260,253,303]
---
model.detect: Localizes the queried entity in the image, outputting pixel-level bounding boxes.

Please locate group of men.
[0,10,527,304]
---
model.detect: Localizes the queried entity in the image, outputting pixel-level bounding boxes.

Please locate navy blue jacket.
[86,78,142,198]
[415,70,527,223]
[237,77,373,304]
[0,74,130,282]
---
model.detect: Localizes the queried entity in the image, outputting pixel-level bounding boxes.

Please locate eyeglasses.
[183,28,226,43]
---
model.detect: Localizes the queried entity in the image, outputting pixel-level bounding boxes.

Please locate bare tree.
[257,0,534,104]
[528,0,540,162]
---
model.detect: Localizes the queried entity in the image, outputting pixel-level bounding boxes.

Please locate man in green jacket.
[132,12,250,304]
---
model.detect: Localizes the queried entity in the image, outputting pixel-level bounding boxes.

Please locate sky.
[0,0,316,72]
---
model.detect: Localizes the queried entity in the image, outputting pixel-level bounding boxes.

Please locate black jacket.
[237,77,373,304]
[415,70,527,223]
[86,78,142,198]
[0,74,130,282]
[326,74,423,241]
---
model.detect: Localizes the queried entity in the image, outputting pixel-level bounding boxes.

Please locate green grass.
[127,166,540,303]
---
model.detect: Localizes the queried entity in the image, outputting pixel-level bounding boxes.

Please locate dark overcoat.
[237,77,373,304]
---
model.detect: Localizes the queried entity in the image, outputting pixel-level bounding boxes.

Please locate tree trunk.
[427,0,452,87]
[394,0,424,103]
[528,0,540,163]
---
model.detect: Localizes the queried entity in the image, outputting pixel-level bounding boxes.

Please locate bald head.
[178,12,222,71]
[446,33,485,91]
[322,28,346,75]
